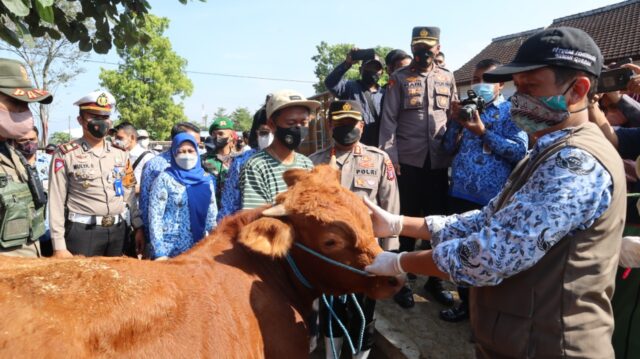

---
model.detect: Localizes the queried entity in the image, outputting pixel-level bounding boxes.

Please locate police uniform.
[310,100,400,355]
[0,58,52,258]
[202,117,235,207]
[48,91,136,256]
[379,26,457,251]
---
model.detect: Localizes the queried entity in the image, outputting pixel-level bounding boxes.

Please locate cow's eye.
[323,239,337,248]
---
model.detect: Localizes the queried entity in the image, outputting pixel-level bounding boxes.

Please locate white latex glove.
[365,251,406,276]
[363,196,403,238]
[154,256,169,261]
[620,236,640,268]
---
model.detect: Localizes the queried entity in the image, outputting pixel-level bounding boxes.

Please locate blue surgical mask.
[471,83,496,104]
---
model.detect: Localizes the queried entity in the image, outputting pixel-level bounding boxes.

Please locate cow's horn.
[329,154,338,170]
[262,204,288,217]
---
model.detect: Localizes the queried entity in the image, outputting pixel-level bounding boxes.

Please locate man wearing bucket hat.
[365,27,625,358]
[0,58,52,257]
[310,100,400,358]
[49,90,137,258]
[240,89,319,209]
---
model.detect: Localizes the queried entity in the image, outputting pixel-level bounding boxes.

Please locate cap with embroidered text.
[0,58,52,104]
[483,27,603,83]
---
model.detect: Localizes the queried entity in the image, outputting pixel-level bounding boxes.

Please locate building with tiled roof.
[455,0,640,96]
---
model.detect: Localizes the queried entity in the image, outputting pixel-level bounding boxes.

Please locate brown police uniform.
[48,138,136,256]
[309,144,400,250]
[379,27,457,255]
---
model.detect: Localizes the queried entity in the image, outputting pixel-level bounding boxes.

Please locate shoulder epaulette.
[58,142,79,155]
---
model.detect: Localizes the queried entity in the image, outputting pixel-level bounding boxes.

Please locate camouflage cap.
[0,58,52,104]
[209,117,235,133]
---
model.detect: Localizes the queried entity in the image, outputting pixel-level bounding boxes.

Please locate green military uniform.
[202,117,235,207]
[0,58,52,258]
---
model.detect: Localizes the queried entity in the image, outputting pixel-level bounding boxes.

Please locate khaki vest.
[470,123,626,359]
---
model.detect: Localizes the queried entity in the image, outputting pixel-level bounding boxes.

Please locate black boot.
[423,277,454,307]
[393,285,415,309]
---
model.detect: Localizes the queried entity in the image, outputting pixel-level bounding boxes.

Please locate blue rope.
[285,254,313,289]
[293,242,371,277]
[322,294,357,356]
[326,295,339,359]
[350,293,366,352]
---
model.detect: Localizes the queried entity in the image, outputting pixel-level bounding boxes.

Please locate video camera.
[458,90,486,122]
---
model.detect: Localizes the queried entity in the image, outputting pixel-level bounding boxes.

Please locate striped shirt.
[240,150,313,209]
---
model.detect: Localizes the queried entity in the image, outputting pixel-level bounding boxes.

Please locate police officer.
[379,26,457,308]
[0,58,52,258]
[49,91,136,258]
[202,117,236,207]
[310,100,400,359]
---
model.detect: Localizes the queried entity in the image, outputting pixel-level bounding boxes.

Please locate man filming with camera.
[324,48,385,147]
[439,59,528,322]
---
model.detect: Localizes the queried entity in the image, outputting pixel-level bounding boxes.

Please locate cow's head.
[238,165,401,299]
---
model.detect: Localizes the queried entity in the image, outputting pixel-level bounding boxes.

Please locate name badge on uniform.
[114,178,124,196]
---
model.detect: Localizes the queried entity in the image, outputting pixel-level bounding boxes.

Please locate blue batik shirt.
[139,150,172,229]
[149,172,217,258]
[443,96,528,205]
[217,148,257,222]
[428,128,613,286]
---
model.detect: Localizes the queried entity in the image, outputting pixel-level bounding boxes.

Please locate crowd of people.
[0,23,640,359]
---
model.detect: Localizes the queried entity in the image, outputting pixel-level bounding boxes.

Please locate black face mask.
[412,48,434,68]
[361,71,380,86]
[215,136,229,148]
[87,118,109,138]
[275,125,307,150]
[332,125,361,146]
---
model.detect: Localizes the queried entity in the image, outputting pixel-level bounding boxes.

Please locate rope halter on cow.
[263,204,371,357]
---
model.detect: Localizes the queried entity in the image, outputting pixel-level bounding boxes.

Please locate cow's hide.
[0,165,400,358]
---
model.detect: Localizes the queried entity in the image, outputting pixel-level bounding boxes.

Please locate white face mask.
[175,154,198,170]
[139,138,150,149]
[258,133,274,150]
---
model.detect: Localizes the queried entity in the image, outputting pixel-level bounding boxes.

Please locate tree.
[311,41,393,94]
[99,15,193,140]
[0,0,204,54]
[213,107,228,119]
[230,107,252,132]
[49,131,70,144]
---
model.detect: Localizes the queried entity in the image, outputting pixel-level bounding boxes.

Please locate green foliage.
[213,107,228,119]
[230,107,252,132]
[99,15,193,141]
[49,131,70,144]
[311,41,393,94]
[0,0,204,54]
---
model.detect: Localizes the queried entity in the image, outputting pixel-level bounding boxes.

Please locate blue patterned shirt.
[149,172,217,258]
[428,128,613,286]
[139,151,172,230]
[443,96,528,205]
[217,148,257,221]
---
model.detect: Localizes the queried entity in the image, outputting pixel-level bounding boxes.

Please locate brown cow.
[0,165,401,358]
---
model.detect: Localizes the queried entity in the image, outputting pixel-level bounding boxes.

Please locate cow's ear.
[238,217,294,258]
[283,168,310,187]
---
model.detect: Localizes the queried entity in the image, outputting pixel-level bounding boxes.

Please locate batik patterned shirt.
[149,172,217,258]
[443,96,528,205]
[139,151,172,229]
[218,148,257,221]
[428,128,613,286]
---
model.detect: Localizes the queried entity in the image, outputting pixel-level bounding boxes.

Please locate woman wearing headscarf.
[149,133,217,259]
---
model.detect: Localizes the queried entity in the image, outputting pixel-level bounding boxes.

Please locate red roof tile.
[454,0,640,86]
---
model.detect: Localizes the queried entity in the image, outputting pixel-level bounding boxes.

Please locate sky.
[0,0,624,137]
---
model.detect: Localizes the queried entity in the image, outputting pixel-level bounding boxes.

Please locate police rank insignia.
[342,102,352,111]
[420,28,428,38]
